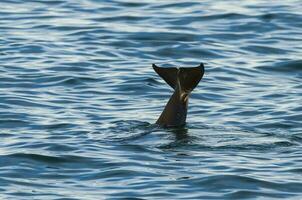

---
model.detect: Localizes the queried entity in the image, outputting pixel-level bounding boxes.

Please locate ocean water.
[0,0,302,199]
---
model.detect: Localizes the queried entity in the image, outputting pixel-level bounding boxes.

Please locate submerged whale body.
[153,63,205,127]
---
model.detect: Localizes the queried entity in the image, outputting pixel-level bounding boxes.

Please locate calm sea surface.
[0,0,302,199]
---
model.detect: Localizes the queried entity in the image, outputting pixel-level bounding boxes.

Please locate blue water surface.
[1,0,302,199]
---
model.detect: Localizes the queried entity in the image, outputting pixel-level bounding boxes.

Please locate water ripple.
[1,0,302,199]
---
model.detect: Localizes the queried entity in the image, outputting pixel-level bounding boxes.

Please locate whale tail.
[152,63,205,127]
[152,63,204,93]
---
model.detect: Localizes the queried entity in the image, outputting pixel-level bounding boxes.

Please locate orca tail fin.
[152,64,178,89]
[152,63,204,92]
[178,63,204,93]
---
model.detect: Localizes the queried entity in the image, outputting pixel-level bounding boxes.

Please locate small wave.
[201,13,249,21]
[9,153,69,164]
[242,45,287,55]
[0,119,29,128]
[258,60,302,74]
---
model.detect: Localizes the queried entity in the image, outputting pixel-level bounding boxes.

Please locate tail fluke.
[153,63,205,127]
[152,63,204,92]
[178,63,204,93]
[152,64,178,89]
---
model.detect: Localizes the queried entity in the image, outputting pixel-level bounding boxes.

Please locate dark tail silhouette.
[153,63,204,127]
